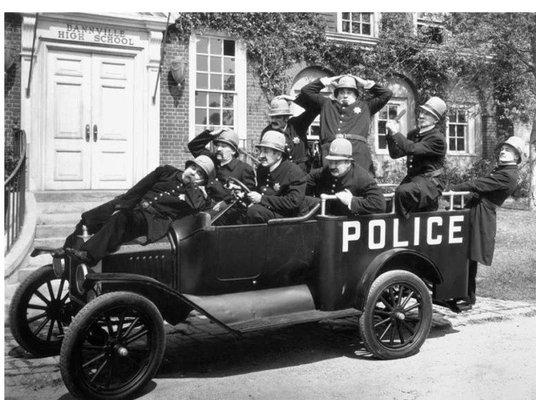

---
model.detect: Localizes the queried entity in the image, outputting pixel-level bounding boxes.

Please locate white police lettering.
[413,217,420,246]
[448,215,464,244]
[393,218,409,247]
[342,221,360,252]
[368,220,386,249]
[426,217,442,245]
[341,215,465,253]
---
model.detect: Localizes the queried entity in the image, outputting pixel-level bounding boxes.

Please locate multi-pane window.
[447,109,468,152]
[377,103,399,150]
[341,13,373,36]
[194,37,236,135]
[416,13,445,44]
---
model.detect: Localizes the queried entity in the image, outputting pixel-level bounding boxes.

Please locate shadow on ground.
[155,312,459,381]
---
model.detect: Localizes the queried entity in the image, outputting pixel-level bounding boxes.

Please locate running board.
[228,308,361,333]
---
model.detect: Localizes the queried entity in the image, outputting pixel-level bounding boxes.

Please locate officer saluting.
[246,131,307,223]
[386,96,447,219]
[306,138,385,216]
[60,156,215,265]
[261,94,319,172]
[188,126,256,201]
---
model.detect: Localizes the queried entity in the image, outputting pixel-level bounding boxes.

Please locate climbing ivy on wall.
[171,12,522,126]
[170,13,328,98]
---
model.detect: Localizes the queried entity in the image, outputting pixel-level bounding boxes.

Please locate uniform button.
[153,197,157,200]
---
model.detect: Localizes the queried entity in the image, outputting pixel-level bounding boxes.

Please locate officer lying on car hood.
[56,155,215,266]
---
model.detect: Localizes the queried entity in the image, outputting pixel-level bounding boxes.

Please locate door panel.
[45,50,134,190]
[91,55,134,189]
[45,51,91,189]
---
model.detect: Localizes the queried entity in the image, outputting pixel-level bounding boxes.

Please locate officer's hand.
[247,191,263,204]
[274,94,295,102]
[320,75,343,87]
[335,189,353,207]
[386,120,400,135]
[210,127,229,136]
[353,76,375,89]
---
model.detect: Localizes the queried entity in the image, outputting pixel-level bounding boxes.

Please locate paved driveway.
[4,297,536,400]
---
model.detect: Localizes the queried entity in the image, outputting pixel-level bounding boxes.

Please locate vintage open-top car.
[9,183,471,400]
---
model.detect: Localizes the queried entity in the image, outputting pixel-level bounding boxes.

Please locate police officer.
[246,130,307,223]
[450,136,523,307]
[386,96,447,219]
[300,74,392,174]
[188,126,256,201]
[260,95,319,172]
[306,138,385,216]
[61,156,215,265]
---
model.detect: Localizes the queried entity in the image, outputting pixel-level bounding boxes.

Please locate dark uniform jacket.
[256,159,307,217]
[188,129,256,201]
[301,78,392,172]
[451,164,519,265]
[83,165,209,243]
[306,165,386,215]
[261,95,320,171]
[386,126,446,178]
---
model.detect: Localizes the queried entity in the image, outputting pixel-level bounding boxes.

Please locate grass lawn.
[477,208,536,302]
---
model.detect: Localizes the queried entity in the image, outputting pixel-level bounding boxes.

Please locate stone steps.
[37,212,80,225]
[36,224,73,239]
[5,190,121,301]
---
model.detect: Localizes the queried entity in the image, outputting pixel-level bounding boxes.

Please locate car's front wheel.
[359,270,432,359]
[9,264,74,356]
[60,292,165,400]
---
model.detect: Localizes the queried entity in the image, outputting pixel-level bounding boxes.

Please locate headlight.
[75,263,89,293]
[52,257,65,277]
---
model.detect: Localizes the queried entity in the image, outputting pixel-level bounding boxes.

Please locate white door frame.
[21,13,166,192]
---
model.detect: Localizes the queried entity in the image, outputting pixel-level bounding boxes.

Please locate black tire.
[359,270,432,359]
[9,264,73,356]
[60,292,165,400]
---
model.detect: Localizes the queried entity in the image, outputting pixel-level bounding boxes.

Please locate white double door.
[45,49,135,190]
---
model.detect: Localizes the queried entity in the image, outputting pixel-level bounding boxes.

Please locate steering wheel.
[210,177,251,225]
[226,176,251,194]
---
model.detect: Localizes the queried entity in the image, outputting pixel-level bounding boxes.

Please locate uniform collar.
[219,157,238,170]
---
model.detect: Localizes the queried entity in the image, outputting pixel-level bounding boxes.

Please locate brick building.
[4,12,527,265]
[5,11,509,193]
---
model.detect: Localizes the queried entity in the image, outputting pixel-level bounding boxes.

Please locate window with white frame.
[190,35,246,141]
[339,13,374,36]
[415,12,445,44]
[376,100,408,152]
[447,108,469,153]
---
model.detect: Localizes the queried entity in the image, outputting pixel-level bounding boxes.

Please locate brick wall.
[4,13,22,156]
[159,37,190,168]
[246,64,270,150]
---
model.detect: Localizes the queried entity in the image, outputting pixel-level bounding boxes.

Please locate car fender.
[84,272,240,336]
[354,248,443,310]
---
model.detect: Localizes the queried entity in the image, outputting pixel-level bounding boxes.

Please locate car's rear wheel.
[9,264,73,356]
[359,270,432,359]
[60,292,165,400]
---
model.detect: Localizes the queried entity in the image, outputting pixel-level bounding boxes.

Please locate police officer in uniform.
[450,136,523,308]
[246,130,307,223]
[260,95,319,172]
[386,96,447,219]
[188,126,256,201]
[60,156,215,265]
[300,74,392,174]
[306,138,385,216]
